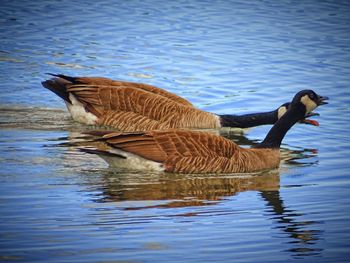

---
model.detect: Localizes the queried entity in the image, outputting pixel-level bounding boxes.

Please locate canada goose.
[81,90,328,174]
[42,74,319,131]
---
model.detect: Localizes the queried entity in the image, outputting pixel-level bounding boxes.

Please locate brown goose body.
[81,90,328,174]
[42,75,220,131]
[86,129,280,173]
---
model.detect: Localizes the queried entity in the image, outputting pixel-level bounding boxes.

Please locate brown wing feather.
[151,130,239,158]
[99,111,171,132]
[102,132,167,162]
[43,75,220,131]
[66,84,219,130]
[103,130,240,171]
[93,130,281,173]
[58,75,194,107]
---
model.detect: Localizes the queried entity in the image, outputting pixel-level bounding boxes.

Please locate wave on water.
[0,105,83,131]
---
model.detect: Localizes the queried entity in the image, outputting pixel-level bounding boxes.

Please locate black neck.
[256,106,305,149]
[219,110,278,128]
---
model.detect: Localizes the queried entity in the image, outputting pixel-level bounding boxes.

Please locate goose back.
[55,75,194,107]
[66,84,221,131]
[43,75,222,131]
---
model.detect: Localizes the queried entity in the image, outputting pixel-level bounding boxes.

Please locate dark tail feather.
[83,130,118,137]
[46,73,77,83]
[41,79,71,103]
[79,147,126,159]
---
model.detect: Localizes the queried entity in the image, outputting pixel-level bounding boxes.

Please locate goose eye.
[309,93,314,100]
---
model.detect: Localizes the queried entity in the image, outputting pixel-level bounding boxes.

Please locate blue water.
[1,0,350,262]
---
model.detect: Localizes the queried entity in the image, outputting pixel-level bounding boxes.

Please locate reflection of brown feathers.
[44,75,221,131]
[100,129,281,173]
[102,171,280,205]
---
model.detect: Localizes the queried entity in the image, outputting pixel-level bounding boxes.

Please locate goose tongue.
[300,112,320,126]
[301,119,319,126]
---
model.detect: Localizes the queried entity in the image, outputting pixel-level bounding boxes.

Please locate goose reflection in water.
[93,169,323,257]
[260,191,323,257]
[99,170,279,207]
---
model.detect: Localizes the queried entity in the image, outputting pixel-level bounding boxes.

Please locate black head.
[255,90,328,149]
[276,95,325,126]
[291,90,329,114]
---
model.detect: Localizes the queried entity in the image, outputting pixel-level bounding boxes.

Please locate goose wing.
[66,84,219,130]
[99,129,240,173]
[66,84,192,119]
[51,74,194,107]
[99,110,172,131]
[43,75,220,131]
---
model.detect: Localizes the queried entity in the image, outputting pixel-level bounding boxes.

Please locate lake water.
[1,0,350,262]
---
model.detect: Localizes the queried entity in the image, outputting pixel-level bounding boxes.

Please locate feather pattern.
[63,81,221,131]
[56,75,194,107]
[99,130,280,173]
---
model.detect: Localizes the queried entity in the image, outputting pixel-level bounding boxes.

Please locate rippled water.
[1,0,350,262]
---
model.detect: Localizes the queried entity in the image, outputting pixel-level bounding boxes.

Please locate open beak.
[305,112,320,118]
[317,95,329,105]
[299,112,320,126]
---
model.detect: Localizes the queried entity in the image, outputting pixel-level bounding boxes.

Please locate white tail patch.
[213,114,222,128]
[300,95,317,114]
[98,149,165,172]
[66,94,98,125]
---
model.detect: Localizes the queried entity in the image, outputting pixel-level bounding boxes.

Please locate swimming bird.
[81,90,328,174]
[42,74,319,131]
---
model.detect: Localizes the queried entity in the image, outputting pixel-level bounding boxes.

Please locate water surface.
[1,0,350,262]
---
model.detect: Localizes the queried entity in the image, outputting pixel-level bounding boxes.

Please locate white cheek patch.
[277,106,287,119]
[301,95,317,113]
[66,94,98,125]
